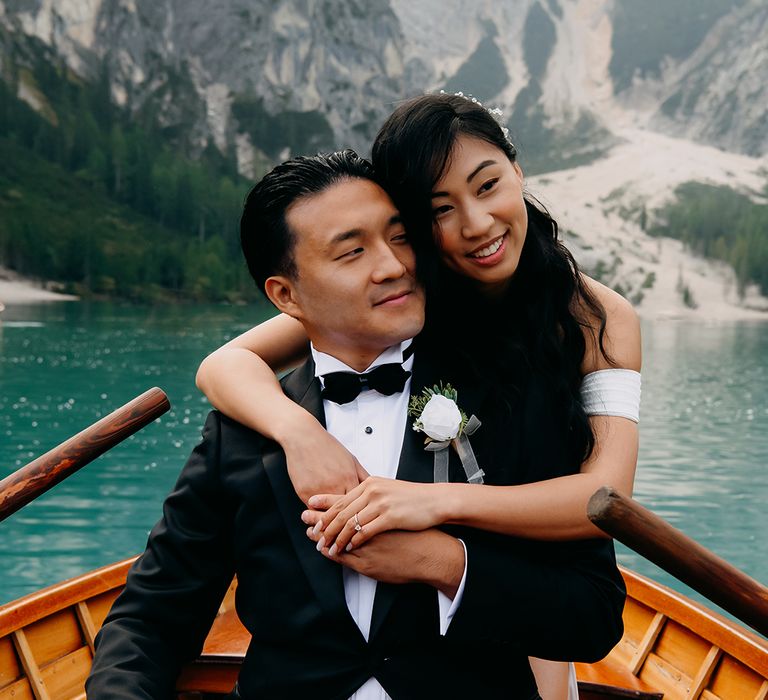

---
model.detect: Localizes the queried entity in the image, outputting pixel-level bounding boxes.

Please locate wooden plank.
[688,645,722,699]
[85,589,122,630]
[11,630,50,700]
[0,635,23,688]
[615,598,655,668]
[39,647,91,700]
[629,612,666,676]
[0,676,36,700]
[638,651,690,699]
[75,603,97,655]
[709,654,767,699]
[755,680,768,700]
[22,610,83,668]
[622,597,657,646]
[654,618,712,680]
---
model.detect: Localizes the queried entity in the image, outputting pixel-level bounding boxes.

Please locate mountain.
[1,0,418,177]
[1,0,767,317]
[4,0,766,168]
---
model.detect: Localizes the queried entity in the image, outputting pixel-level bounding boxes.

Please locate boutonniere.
[408,383,484,484]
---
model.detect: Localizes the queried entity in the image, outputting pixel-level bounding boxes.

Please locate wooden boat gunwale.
[0,559,135,638]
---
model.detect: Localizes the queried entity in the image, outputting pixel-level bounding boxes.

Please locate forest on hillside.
[0,58,256,302]
[650,182,768,298]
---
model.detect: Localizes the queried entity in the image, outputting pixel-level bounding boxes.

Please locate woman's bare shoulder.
[579,274,641,373]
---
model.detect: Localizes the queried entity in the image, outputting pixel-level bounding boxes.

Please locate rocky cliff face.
[1,0,420,175]
[394,0,768,163]
[641,2,768,158]
[2,0,766,168]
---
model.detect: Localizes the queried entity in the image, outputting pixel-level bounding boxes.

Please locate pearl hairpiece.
[439,90,513,144]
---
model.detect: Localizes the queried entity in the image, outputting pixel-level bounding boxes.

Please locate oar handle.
[0,387,171,523]
[588,486,768,637]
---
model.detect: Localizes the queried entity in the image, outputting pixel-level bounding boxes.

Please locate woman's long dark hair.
[372,93,610,464]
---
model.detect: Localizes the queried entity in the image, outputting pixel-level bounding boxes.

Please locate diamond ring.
[353,513,362,532]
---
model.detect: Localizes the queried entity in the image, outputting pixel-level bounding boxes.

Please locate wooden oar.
[0,387,170,523]
[588,486,768,637]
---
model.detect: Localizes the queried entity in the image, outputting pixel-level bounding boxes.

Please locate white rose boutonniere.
[408,383,484,484]
[415,394,463,441]
[409,383,467,441]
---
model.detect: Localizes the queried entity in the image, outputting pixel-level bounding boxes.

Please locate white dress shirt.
[311,339,467,700]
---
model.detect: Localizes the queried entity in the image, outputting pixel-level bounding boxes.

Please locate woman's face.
[431,135,527,296]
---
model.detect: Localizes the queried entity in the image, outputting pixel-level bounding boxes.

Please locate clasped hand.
[302,477,444,555]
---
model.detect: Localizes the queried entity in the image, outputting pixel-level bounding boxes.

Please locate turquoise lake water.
[1,301,766,623]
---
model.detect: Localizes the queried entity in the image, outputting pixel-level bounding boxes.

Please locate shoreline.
[1,267,766,322]
[0,269,79,305]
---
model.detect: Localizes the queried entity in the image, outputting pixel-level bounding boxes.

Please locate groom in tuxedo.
[87,150,624,700]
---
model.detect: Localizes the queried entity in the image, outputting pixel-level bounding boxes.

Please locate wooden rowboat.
[1,558,766,699]
[2,389,767,699]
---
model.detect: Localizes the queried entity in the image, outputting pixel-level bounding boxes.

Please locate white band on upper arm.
[580,369,641,423]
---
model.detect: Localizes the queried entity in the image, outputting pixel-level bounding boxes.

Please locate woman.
[196,93,641,699]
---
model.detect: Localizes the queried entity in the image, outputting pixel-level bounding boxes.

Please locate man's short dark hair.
[240,149,376,297]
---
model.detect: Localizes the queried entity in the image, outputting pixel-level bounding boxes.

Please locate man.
[87,151,624,699]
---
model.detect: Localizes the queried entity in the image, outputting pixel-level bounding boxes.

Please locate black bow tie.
[320,345,414,405]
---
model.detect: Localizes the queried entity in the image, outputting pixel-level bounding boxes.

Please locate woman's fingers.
[320,494,369,544]
[309,479,366,513]
[327,505,378,555]
[310,479,373,531]
[306,494,339,512]
[334,511,385,551]
[300,509,324,526]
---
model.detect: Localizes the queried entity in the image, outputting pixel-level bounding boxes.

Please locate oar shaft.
[588,486,768,636]
[0,387,170,523]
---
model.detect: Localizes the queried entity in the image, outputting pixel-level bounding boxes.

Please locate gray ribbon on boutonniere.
[426,415,484,484]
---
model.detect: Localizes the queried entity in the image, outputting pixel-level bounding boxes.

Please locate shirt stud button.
[364,426,373,434]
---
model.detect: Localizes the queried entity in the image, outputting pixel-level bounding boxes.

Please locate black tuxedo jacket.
[86,351,625,700]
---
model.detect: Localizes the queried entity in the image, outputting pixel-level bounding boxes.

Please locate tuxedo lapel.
[391,347,436,484]
[261,360,358,630]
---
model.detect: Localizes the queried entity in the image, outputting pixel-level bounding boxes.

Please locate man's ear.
[264,275,303,319]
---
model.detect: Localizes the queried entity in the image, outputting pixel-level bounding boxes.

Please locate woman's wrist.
[429,484,457,527]
[271,401,323,446]
[434,483,463,525]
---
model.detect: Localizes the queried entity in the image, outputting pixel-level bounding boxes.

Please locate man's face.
[274,178,425,369]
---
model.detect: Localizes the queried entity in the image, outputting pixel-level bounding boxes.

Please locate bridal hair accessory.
[409,383,484,484]
[439,90,512,143]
